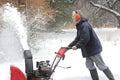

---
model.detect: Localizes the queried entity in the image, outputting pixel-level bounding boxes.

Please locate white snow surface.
[0,4,120,80]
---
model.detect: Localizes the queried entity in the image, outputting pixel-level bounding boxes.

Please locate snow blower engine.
[24,47,71,80]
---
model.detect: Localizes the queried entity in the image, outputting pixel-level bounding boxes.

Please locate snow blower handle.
[55,47,71,58]
[50,47,72,78]
[61,47,72,49]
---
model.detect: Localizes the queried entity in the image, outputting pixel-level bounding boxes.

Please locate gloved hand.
[72,46,77,50]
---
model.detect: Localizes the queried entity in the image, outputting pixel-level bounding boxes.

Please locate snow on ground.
[31,30,120,80]
[0,3,120,80]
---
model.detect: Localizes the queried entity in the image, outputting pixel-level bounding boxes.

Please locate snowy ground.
[1,29,120,80]
[0,4,120,80]
[31,30,120,80]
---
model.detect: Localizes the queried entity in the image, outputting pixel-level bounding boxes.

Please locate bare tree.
[90,0,120,28]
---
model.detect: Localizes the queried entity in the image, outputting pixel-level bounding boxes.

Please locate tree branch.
[111,0,118,9]
[106,0,111,8]
[90,1,120,28]
[90,1,120,17]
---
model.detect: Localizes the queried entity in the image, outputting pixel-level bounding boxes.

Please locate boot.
[103,68,115,80]
[89,69,99,80]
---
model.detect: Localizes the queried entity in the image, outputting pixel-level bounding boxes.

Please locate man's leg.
[103,68,115,80]
[91,54,115,80]
[86,57,99,80]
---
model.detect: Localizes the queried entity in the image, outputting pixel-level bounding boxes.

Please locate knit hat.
[73,13,81,21]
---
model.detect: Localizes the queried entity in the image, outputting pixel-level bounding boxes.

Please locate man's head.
[72,11,81,23]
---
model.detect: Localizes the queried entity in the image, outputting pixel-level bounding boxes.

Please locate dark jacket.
[68,18,102,57]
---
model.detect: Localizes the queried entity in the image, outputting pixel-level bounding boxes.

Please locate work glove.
[72,46,77,50]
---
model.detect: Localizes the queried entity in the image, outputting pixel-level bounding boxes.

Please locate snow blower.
[10,47,71,80]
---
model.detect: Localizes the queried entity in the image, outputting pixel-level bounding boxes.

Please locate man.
[68,11,115,80]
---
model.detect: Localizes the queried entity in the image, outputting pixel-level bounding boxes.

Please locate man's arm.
[76,23,90,48]
[68,36,78,47]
